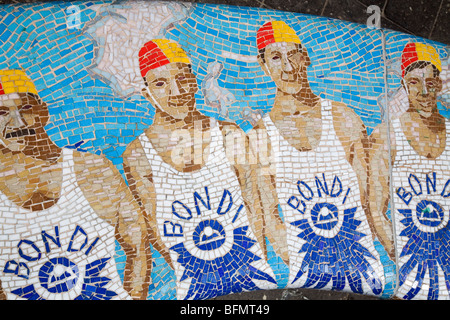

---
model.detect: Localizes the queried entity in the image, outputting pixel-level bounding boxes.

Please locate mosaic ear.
[436,76,443,93]
[141,86,152,100]
[301,46,311,67]
[29,95,50,126]
[36,101,51,128]
[256,53,270,77]
[40,101,49,120]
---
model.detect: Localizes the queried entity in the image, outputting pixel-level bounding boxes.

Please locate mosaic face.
[0,1,448,301]
[402,64,443,116]
[258,42,310,95]
[0,93,48,152]
[142,62,198,119]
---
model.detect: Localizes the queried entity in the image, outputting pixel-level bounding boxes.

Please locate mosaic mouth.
[5,128,36,139]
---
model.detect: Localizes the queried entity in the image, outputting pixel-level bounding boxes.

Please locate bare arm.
[332,103,370,201]
[122,137,173,270]
[74,150,151,300]
[367,122,396,259]
[333,103,394,259]
[220,121,289,265]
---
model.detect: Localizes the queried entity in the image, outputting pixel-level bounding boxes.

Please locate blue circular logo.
[416,200,444,227]
[38,257,79,293]
[311,203,339,230]
[193,219,226,251]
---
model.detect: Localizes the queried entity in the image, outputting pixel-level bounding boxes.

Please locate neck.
[271,88,320,116]
[147,105,213,173]
[407,105,445,133]
[0,135,62,164]
[153,105,210,131]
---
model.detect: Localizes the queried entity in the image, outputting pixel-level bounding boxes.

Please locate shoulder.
[369,122,389,141]
[330,100,364,127]
[123,134,146,160]
[328,101,367,144]
[121,133,153,177]
[217,120,246,139]
[218,114,268,134]
[249,116,268,132]
[217,120,240,131]
[71,149,126,195]
[216,121,249,159]
[368,121,396,157]
[72,149,116,172]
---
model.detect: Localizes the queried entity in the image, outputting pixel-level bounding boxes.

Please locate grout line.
[257,0,271,9]
[428,0,443,39]
[382,0,388,15]
[320,0,329,16]
[382,15,416,36]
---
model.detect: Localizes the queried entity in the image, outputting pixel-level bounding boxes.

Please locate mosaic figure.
[252,21,385,295]
[122,39,278,300]
[369,43,449,299]
[0,70,151,300]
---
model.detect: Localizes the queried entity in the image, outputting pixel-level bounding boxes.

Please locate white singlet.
[263,98,384,294]
[0,148,129,300]
[139,121,277,299]
[392,117,450,300]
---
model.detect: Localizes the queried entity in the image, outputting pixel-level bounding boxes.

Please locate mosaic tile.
[0,0,448,300]
[382,35,449,300]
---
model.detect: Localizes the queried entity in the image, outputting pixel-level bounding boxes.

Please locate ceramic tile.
[0,0,448,301]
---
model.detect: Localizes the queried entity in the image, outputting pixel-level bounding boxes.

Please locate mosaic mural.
[0,1,449,300]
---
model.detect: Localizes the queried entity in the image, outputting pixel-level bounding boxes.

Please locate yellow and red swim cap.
[138,39,190,78]
[401,42,442,78]
[256,21,302,51]
[0,69,38,96]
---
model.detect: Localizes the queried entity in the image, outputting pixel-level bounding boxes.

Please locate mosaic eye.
[0,110,8,116]
[21,104,33,110]
[287,51,296,58]
[155,81,166,87]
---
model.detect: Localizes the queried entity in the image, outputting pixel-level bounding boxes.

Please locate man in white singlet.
[252,21,385,296]
[0,70,151,300]
[369,43,448,299]
[122,39,278,299]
